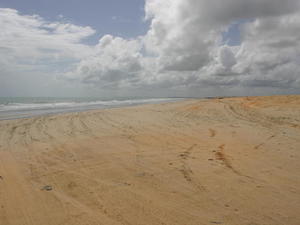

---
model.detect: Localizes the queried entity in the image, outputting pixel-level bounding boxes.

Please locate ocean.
[0,97,182,120]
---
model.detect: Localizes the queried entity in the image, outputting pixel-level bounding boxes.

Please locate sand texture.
[0,95,299,225]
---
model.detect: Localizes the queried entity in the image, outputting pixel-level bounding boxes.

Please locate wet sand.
[0,95,299,225]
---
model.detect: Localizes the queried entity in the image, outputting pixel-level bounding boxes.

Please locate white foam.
[0,98,177,113]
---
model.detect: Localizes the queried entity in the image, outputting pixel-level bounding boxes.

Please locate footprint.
[209,129,216,137]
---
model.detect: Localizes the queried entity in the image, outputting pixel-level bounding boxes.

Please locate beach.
[0,95,299,225]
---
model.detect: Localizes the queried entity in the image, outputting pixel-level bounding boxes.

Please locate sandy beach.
[0,95,299,225]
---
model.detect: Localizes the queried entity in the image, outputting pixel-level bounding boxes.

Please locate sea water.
[0,97,182,120]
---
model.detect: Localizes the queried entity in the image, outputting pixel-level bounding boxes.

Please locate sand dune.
[0,95,299,225]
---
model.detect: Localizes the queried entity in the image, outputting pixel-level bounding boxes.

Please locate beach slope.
[0,95,299,225]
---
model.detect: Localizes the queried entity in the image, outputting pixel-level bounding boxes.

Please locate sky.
[0,0,300,98]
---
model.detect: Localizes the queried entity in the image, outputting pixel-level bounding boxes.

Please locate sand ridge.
[0,95,299,225]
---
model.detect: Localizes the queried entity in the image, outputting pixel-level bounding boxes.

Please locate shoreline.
[0,97,188,121]
[2,94,296,121]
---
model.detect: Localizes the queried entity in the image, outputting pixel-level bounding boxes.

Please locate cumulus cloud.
[231,13,300,88]
[144,0,218,72]
[66,0,300,92]
[65,35,143,88]
[1,0,300,96]
[0,8,95,74]
[143,0,300,91]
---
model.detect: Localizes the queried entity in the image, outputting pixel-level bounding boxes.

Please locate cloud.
[1,0,300,97]
[0,8,95,74]
[231,13,300,88]
[64,35,143,88]
[141,0,300,91]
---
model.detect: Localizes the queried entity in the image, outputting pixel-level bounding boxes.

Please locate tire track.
[178,144,206,191]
